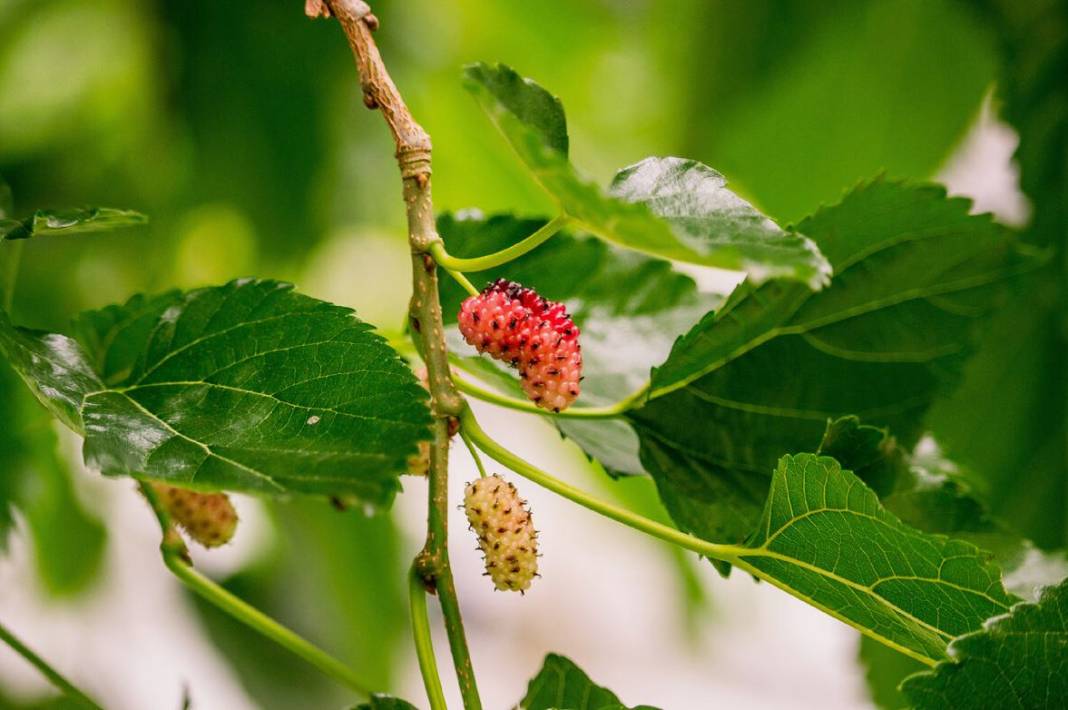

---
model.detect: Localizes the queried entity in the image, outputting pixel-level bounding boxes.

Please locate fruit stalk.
[320,2,480,708]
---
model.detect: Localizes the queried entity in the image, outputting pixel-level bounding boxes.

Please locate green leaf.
[519,653,660,710]
[820,416,1067,706]
[928,0,1068,548]
[609,157,830,288]
[0,279,430,504]
[688,0,998,224]
[0,365,107,595]
[351,696,419,710]
[463,63,830,287]
[438,212,718,476]
[195,498,406,710]
[462,62,568,157]
[0,367,24,544]
[16,411,107,597]
[901,577,1068,709]
[732,454,1015,665]
[0,308,103,433]
[0,207,146,241]
[818,418,1003,542]
[0,175,11,220]
[626,179,1033,546]
[859,636,927,710]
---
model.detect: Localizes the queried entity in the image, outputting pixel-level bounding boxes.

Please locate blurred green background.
[2,0,1057,708]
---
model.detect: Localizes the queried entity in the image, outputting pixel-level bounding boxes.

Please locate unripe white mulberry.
[150,482,238,548]
[463,474,538,592]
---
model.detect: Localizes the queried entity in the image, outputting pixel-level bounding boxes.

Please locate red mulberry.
[458,279,582,412]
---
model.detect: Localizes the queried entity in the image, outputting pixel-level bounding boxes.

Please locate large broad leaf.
[823,416,1068,706]
[928,0,1068,548]
[901,578,1068,709]
[0,279,430,505]
[519,653,660,710]
[730,454,1015,665]
[438,212,718,476]
[0,207,146,241]
[625,179,1033,547]
[463,63,830,288]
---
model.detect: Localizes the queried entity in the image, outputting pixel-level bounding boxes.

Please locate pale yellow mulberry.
[463,474,539,592]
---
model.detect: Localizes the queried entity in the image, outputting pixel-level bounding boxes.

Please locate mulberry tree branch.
[315,2,481,708]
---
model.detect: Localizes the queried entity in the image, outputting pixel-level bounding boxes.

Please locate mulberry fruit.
[463,474,538,592]
[150,482,238,548]
[458,279,582,412]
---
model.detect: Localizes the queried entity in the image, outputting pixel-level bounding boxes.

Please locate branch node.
[398,147,433,180]
[415,549,440,593]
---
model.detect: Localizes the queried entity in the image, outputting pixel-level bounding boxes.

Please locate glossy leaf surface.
[0,280,430,504]
[464,63,830,287]
[0,207,146,241]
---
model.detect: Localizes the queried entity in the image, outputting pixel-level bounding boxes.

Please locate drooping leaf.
[609,157,830,288]
[0,279,430,504]
[0,365,107,595]
[901,578,1068,709]
[519,653,660,710]
[195,498,406,710]
[626,178,1034,546]
[0,207,146,241]
[928,0,1068,548]
[0,308,102,433]
[438,212,718,476]
[16,409,107,597]
[463,63,830,287]
[731,454,1015,665]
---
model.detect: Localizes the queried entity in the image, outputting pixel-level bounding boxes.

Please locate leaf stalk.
[408,564,449,710]
[137,482,374,696]
[428,214,569,272]
[0,620,104,710]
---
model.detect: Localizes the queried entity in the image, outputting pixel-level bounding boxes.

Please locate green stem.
[453,370,647,419]
[0,621,103,710]
[460,408,742,562]
[323,5,480,707]
[460,427,488,478]
[446,267,480,297]
[2,240,24,312]
[417,418,483,710]
[429,214,569,272]
[408,565,448,710]
[138,483,372,697]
